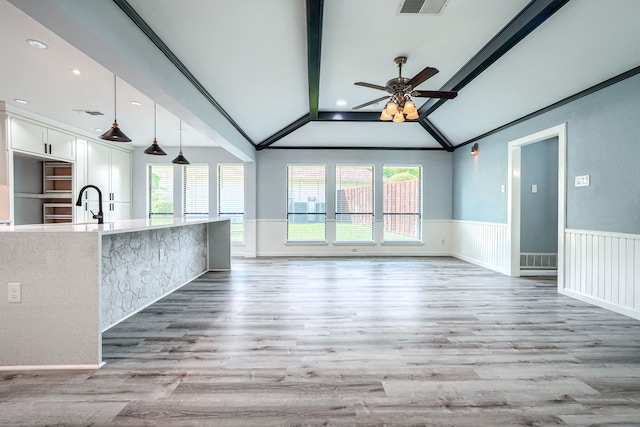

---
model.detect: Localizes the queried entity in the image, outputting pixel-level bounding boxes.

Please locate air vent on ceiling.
[73,109,104,116]
[398,0,449,15]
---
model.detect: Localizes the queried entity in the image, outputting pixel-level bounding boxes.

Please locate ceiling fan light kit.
[353,56,458,122]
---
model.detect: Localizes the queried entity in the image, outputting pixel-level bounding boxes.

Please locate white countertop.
[0,217,227,234]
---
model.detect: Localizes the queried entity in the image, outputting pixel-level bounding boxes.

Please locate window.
[183,165,209,218]
[336,165,374,242]
[287,165,326,241]
[147,165,174,218]
[218,164,244,242]
[383,165,422,241]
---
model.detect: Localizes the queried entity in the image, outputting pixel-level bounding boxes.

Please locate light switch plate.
[575,175,590,187]
[531,184,538,193]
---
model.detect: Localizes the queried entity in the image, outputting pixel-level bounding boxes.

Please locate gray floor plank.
[2,257,640,425]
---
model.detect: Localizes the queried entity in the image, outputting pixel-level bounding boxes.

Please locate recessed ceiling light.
[336,100,347,107]
[71,68,81,75]
[14,99,28,104]
[130,101,142,106]
[26,39,47,49]
[94,128,103,132]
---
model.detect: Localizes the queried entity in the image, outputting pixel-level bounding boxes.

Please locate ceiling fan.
[352,56,458,122]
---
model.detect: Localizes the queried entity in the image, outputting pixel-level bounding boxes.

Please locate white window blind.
[183,165,209,218]
[147,164,174,218]
[382,165,422,241]
[287,165,326,242]
[336,165,374,242]
[217,164,244,242]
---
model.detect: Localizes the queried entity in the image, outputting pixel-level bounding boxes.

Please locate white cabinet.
[109,147,131,203]
[84,141,132,222]
[46,128,76,161]
[85,200,130,223]
[10,118,75,161]
[87,142,111,196]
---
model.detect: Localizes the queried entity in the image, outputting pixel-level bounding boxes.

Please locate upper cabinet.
[10,117,75,161]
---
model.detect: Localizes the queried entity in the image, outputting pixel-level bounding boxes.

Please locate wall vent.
[520,253,557,270]
[398,0,449,15]
[73,109,104,116]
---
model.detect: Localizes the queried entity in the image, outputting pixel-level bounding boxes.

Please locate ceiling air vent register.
[398,0,449,15]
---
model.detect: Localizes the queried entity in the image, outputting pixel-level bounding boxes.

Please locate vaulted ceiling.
[2,0,640,162]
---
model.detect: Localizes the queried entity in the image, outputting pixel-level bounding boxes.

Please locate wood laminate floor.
[2,257,640,426]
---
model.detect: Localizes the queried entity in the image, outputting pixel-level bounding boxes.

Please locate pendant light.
[144,102,167,155]
[100,75,131,142]
[172,120,190,164]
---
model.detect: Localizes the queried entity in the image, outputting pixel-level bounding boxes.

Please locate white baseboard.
[0,362,104,371]
[561,288,640,321]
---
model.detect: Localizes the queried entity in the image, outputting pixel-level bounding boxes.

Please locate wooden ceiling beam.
[307,0,324,120]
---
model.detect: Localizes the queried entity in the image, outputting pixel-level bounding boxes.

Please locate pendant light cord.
[113,74,117,121]
[153,102,157,139]
[179,119,183,152]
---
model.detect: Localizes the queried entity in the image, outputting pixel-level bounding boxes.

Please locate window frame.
[182,163,210,219]
[217,163,245,243]
[146,163,174,219]
[286,164,327,243]
[335,164,375,242]
[382,164,423,242]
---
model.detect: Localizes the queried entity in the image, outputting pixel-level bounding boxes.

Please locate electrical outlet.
[8,283,21,303]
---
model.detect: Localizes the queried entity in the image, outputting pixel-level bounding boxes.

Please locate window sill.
[286,241,329,246]
[333,242,377,246]
[381,241,424,246]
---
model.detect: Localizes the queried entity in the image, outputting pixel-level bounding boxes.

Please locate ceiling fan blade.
[352,96,390,110]
[406,67,439,89]
[354,82,388,92]
[411,90,458,99]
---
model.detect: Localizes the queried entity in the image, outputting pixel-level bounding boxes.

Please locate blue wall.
[521,138,558,253]
[453,72,640,235]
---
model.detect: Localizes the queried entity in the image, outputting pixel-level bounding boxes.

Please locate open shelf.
[43,161,74,224]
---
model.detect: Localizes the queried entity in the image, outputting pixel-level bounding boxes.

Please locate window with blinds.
[183,165,209,218]
[217,164,244,242]
[382,165,422,241]
[336,165,374,241]
[147,164,174,218]
[287,165,326,242]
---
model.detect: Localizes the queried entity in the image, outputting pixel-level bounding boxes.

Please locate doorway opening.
[507,123,567,292]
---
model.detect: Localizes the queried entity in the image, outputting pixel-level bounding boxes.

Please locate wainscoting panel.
[254,219,451,257]
[563,229,639,320]
[451,221,509,274]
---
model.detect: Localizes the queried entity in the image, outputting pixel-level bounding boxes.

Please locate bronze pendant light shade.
[172,151,190,165]
[100,75,131,142]
[144,103,167,155]
[172,120,190,164]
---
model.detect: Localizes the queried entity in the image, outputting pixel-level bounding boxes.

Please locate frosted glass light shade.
[405,110,419,120]
[385,101,398,115]
[380,110,392,121]
[392,113,405,123]
[403,99,417,114]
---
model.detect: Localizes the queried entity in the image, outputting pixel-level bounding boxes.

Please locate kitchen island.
[0,217,230,370]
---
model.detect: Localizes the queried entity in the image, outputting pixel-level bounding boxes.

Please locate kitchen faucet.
[75,185,104,224]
